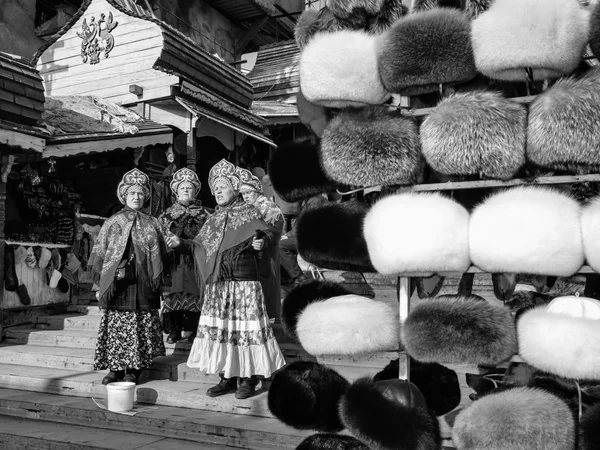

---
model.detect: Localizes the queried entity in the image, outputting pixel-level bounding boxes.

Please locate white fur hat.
[364,192,471,276]
[518,296,600,380]
[469,186,584,276]
[581,196,600,273]
[471,0,590,81]
[299,30,390,108]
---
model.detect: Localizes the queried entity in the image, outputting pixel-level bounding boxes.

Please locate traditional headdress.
[117,168,150,205]
[170,167,201,197]
[208,159,240,194]
[236,167,263,194]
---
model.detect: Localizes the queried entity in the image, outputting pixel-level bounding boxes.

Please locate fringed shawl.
[252,195,284,231]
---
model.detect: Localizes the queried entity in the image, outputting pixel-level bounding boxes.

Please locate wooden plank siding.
[248,40,300,102]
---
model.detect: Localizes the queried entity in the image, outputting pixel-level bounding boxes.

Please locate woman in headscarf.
[166,159,285,399]
[158,168,209,344]
[89,168,168,385]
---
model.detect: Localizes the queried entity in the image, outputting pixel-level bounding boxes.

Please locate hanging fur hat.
[580,196,600,273]
[296,433,369,450]
[469,186,584,276]
[267,140,344,203]
[320,106,423,187]
[411,0,491,18]
[518,296,600,380]
[421,91,527,180]
[281,280,352,342]
[363,192,471,276]
[296,89,331,137]
[377,8,476,96]
[401,295,517,365]
[527,68,600,173]
[471,0,589,82]
[296,201,376,272]
[295,9,324,51]
[452,387,576,450]
[267,361,349,432]
[581,403,600,450]
[326,0,386,16]
[591,1,600,61]
[300,30,389,107]
[339,378,441,450]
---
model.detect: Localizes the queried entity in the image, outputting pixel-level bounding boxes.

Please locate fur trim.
[281,280,351,342]
[377,8,476,95]
[581,403,600,450]
[321,106,423,187]
[527,69,600,173]
[582,196,600,272]
[365,0,408,35]
[469,186,584,276]
[364,192,470,275]
[411,0,491,18]
[339,378,441,450]
[296,295,399,356]
[471,0,590,81]
[295,9,322,50]
[267,140,343,203]
[296,201,375,272]
[300,30,389,108]
[517,299,600,380]
[420,91,527,180]
[401,295,518,365]
[452,387,575,450]
[326,0,385,16]
[267,361,349,432]
[591,2,600,61]
[296,434,369,450]
[296,90,330,137]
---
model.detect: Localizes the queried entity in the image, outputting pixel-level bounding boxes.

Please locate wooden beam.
[236,16,270,53]
[273,4,298,24]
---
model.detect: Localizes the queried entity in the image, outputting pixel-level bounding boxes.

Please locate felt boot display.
[13,246,28,267]
[4,245,18,292]
[37,247,52,269]
[25,247,37,269]
[49,269,62,289]
[16,284,31,306]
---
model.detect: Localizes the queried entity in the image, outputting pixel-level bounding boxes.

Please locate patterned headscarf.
[117,168,150,205]
[170,167,201,197]
[236,167,263,194]
[208,159,240,194]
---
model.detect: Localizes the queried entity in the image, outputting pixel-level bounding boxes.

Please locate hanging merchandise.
[296,434,368,450]
[25,247,37,269]
[410,0,491,18]
[590,1,600,60]
[37,247,52,269]
[4,246,18,292]
[296,89,331,138]
[581,196,600,273]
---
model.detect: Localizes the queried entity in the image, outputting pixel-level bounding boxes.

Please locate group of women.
[88,159,286,399]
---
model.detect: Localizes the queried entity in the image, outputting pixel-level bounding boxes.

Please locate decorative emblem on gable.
[76,12,118,65]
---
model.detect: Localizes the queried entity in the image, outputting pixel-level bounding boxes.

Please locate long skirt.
[187,280,285,379]
[94,309,165,371]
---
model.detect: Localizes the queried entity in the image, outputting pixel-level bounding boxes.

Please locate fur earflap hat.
[296,433,369,450]
[281,280,351,342]
[452,387,576,450]
[321,106,423,187]
[401,295,518,366]
[591,1,600,61]
[411,0,491,18]
[267,361,349,432]
[421,91,527,180]
[296,201,376,272]
[377,8,476,96]
[527,68,600,173]
[296,89,330,138]
[364,192,471,276]
[469,186,584,276]
[339,378,441,450]
[580,196,600,273]
[300,30,389,108]
[471,0,589,82]
[580,403,600,450]
[267,140,344,203]
[518,295,600,380]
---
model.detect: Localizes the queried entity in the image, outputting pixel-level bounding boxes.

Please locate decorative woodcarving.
[76,12,118,65]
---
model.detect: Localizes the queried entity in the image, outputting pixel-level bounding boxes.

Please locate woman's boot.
[4,246,18,292]
[183,311,200,342]
[102,369,125,385]
[206,375,238,397]
[235,376,258,399]
[166,310,182,344]
[124,368,143,384]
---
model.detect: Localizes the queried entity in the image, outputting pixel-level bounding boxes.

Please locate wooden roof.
[248,40,300,102]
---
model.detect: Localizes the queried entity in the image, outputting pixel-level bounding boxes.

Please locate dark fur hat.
[366,0,408,34]
[296,201,376,272]
[528,68,600,174]
[321,106,423,187]
[339,378,441,450]
[295,8,323,51]
[297,90,331,137]
[411,0,491,18]
[268,140,344,203]
[281,280,351,342]
[296,433,369,450]
[401,295,518,365]
[268,361,349,432]
[591,1,600,61]
[377,8,476,96]
[327,0,386,16]
[581,402,600,450]
[421,91,527,180]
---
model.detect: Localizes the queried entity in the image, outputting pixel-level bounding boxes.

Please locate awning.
[0,120,47,153]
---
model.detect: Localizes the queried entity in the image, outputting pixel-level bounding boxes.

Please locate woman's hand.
[165,232,181,249]
[252,238,264,251]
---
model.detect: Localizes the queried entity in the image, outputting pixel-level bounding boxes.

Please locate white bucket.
[106,381,136,412]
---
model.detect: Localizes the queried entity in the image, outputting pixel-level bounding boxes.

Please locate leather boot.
[206,376,238,397]
[102,369,125,385]
[183,311,200,342]
[4,246,18,292]
[235,376,258,399]
[124,368,143,384]
[166,310,183,344]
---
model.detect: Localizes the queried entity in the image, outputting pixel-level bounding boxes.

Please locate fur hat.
[580,196,600,273]
[363,192,471,276]
[295,8,323,51]
[377,8,476,96]
[326,0,385,15]
[471,0,589,81]
[300,30,389,107]
[281,280,351,342]
[452,387,576,450]
[469,186,585,276]
[339,378,441,450]
[420,91,527,180]
[527,68,600,173]
[401,295,518,365]
[411,0,491,18]
[581,403,600,450]
[267,140,343,203]
[518,296,600,380]
[267,361,349,432]
[320,106,423,187]
[296,89,331,137]
[296,201,375,272]
[296,294,399,356]
[591,1,600,61]
[296,434,369,450]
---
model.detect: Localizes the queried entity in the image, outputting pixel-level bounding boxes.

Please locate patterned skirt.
[187,280,286,379]
[162,292,201,313]
[94,309,166,371]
